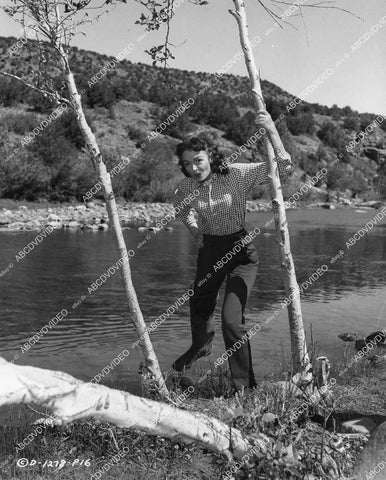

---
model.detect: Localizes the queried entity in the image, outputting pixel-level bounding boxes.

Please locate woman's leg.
[173,242,227,371]
[221,245,258,390]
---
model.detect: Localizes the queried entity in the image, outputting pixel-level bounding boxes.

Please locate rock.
[98,224,108,231]
[338,333,357,342]
[19,206,27,210]
[75,205,87,210]
[47,213,61,222]
[353,421,386,479]
[260,412,278,426]
[358,200,384,209]
[165,227,173,231]
[138,227,147,232]
[46,213,62,229]
[342,417,377,435]
[7,222,25,230]
[67,221,80,229]
[86,201,96,208]
[2,209,12,216]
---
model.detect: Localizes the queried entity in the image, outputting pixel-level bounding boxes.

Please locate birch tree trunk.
[53,43,168,397]
[0,358,269,461]
[230,0,310,372]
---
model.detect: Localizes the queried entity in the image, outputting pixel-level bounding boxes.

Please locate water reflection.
[0,208,385,392]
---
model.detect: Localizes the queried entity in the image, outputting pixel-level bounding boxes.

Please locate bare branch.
[0,71,72,107]
[270,0,362,21]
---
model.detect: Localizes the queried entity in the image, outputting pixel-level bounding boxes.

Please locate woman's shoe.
[172,345,212,371]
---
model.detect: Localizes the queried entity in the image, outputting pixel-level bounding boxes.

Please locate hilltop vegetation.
[0,35,386,202]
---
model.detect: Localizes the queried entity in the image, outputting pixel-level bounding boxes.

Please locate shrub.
[1,112,38,135]
[317,121,350,162]
[286,112,315,136]
[120,141,178,202]
[343,116,360,131]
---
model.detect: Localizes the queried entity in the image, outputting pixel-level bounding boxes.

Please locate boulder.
[353,421,386,479]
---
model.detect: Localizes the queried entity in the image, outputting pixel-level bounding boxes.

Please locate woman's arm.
[255,109,288,159]
[172,184,203,247]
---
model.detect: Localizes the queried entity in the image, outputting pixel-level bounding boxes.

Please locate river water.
[1,208,385,397]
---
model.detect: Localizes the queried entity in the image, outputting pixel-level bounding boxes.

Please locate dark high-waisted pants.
[190,229,259,389]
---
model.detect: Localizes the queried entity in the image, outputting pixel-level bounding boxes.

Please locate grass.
[1,353,385,480]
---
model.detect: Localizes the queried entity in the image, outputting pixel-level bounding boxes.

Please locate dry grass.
[1,354,385,480]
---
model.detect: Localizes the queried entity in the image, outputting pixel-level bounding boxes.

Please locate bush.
[286,112,315,136]
[1,112,38,135]
[120,141,179,202]
[0,77,25,107]
[0,150,51,200]
[155,102,194,139]
[343,116,360,131]
[317,121,350,162]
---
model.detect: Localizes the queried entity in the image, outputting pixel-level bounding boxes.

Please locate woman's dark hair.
[176,136,230,177]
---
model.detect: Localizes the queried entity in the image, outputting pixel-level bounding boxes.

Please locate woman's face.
[181,149,212,182]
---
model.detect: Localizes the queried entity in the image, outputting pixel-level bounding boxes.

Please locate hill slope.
[0,35,385,202]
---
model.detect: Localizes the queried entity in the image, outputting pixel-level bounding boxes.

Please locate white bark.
[2,2,168,397]
[0,358,269,461]
[230,0,310,372]
[48,11,168,397]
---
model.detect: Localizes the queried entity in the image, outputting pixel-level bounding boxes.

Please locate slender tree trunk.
[230,0,310,372]
[0,358,269,461]
[54,41,168,397]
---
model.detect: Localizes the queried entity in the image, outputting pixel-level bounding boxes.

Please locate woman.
[172,111,292,392]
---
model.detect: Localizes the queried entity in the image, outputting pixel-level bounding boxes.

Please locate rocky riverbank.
[0,199,384,231]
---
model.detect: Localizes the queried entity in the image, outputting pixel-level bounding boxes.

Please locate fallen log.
[0,358,269,461]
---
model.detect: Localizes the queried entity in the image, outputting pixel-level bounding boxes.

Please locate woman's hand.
[256,109,288,158]
[255,110,276,135]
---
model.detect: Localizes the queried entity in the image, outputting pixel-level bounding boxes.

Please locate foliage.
[0,33,385,201]
[1,111,38,134]
[120,141,179,202]
[286,112,315,136]
[317,121,351,162]
[343,116,360,131]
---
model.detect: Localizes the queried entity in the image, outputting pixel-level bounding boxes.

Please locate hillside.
[0,35,386,203]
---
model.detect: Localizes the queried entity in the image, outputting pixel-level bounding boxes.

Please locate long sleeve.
[239,152,292,192]
[172,181,198,229]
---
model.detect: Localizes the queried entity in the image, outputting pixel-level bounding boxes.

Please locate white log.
[0,358,269,461]
[230,0,310,372]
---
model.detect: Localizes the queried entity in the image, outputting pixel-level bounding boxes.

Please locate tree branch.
[0,358,269,461]
[0,71,72,107]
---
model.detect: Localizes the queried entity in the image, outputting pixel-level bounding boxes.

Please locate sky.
[0,0,385,115]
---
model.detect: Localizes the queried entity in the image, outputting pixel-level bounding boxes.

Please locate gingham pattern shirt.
[173,157,292,235]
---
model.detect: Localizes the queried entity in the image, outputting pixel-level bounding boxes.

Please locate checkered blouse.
[173,157,292,235]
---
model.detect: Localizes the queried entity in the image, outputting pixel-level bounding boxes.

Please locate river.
[1,207,385,398]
